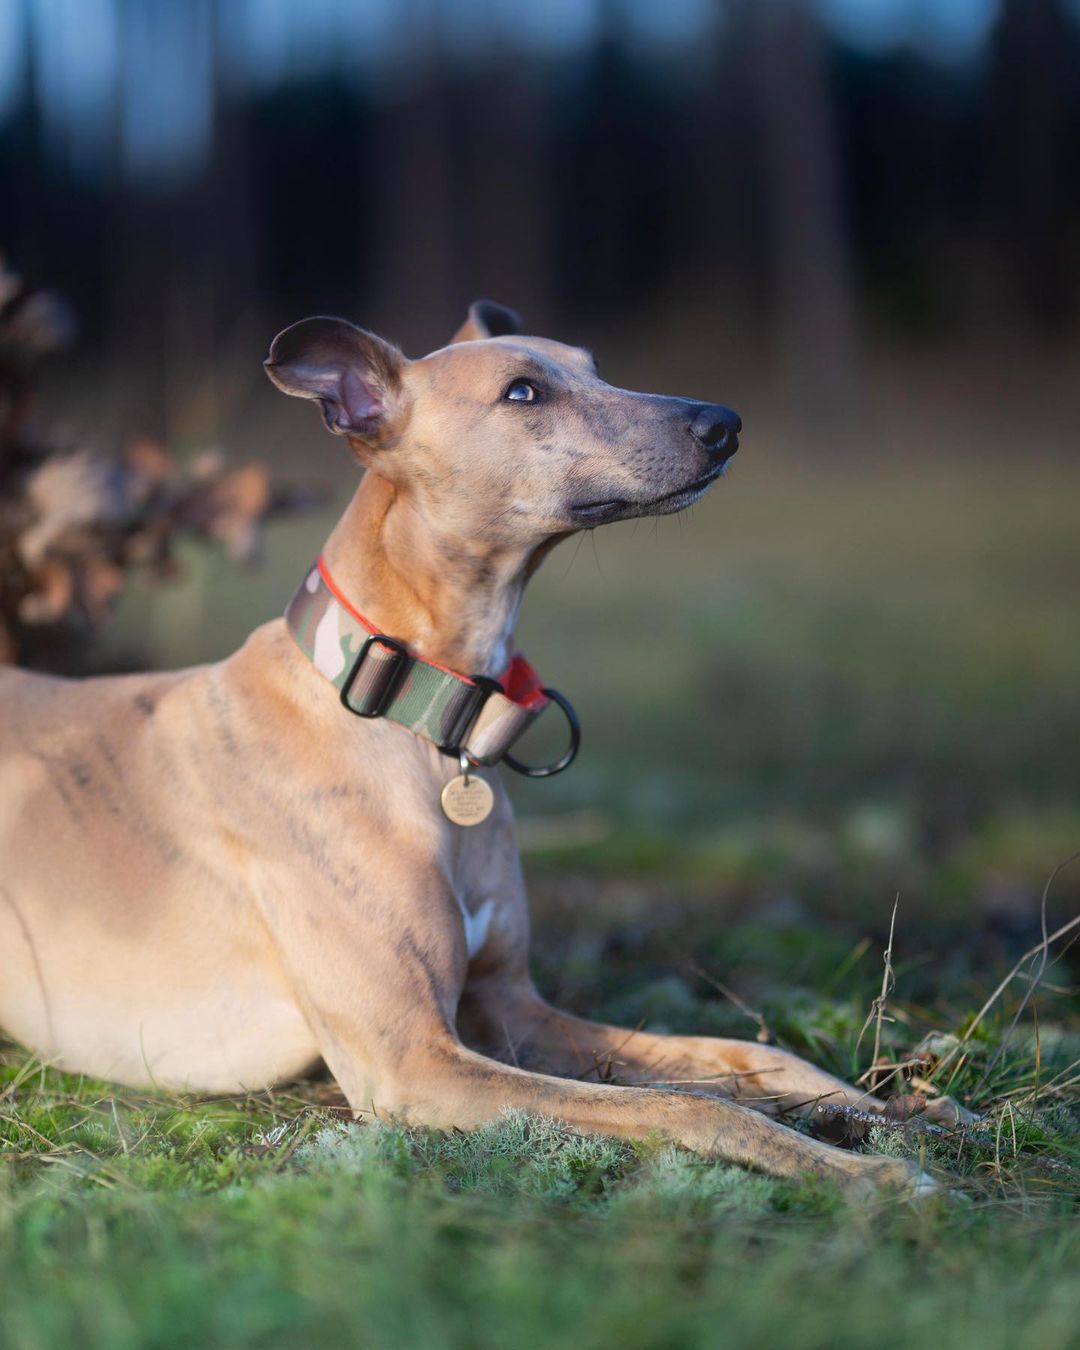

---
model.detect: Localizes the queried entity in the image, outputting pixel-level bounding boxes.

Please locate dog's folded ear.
[264,317,405,444]
[451,299,523,344]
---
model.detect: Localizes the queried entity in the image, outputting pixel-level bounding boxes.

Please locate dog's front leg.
[259,873,921,1194]
[460,980,884,1116]
[380,1038,933,1193]
[461,985,974,1127]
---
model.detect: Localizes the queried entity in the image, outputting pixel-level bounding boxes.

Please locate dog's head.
[265,300,739,545]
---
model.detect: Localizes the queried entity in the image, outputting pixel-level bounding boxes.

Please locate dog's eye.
[504,380,538,403]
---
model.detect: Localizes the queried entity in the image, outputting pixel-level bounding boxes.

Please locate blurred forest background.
[2,0,1080,931]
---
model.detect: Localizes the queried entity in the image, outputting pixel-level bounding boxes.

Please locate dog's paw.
[835,1155,934,1203]
[838,1154,971,1207]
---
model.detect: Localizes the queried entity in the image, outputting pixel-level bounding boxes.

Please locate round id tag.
[441,753,493,827]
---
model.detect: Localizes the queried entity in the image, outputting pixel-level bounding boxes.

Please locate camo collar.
[285,557,575,771]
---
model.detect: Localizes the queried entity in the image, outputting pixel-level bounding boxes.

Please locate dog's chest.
[445,795,524,963]
[455,896,497,958]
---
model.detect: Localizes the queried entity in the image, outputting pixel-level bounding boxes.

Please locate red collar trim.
[316,555,546,710]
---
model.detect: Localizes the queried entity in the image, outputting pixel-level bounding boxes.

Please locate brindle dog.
[0,301,955,1193]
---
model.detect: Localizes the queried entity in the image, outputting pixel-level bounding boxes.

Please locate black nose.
[689,404,742,458]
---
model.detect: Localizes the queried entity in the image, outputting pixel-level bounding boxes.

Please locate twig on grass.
[811,1100,1001,1149]
[814,1100,949,1138]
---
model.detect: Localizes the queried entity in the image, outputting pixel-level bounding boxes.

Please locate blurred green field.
[98,428,1080,917]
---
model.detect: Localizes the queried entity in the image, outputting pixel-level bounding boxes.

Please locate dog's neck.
[322,471,529,677]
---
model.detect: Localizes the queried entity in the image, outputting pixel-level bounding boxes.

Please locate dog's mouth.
[569,465,728,526]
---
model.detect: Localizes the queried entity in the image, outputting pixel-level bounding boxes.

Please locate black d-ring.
[502,687,580,778]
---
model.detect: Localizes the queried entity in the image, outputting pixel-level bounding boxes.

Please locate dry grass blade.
[0,1111,74,1154]
[933,854,1080,1083]
[973,852,1078,1093]
[687,960,773,1044]
[855,894,898,1091]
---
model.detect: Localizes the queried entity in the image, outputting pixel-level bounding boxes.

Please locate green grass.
[6,437,1080,1346]
[3,894,1079,1349]
[3,1108,1076,1350]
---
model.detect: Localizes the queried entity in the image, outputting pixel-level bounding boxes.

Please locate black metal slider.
[339,634,411,717]
[502,687,580,778]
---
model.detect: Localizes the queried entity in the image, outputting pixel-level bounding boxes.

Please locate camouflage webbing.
[285,558,550,766]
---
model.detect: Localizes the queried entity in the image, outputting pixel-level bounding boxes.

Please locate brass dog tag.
[441,773,493,827]
[441,754,493,827]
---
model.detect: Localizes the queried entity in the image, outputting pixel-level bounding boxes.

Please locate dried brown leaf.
[883,1092,928,1122]
[18,559,74,623]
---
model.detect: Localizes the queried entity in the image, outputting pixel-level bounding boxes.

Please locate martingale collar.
[285,557,579,774]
